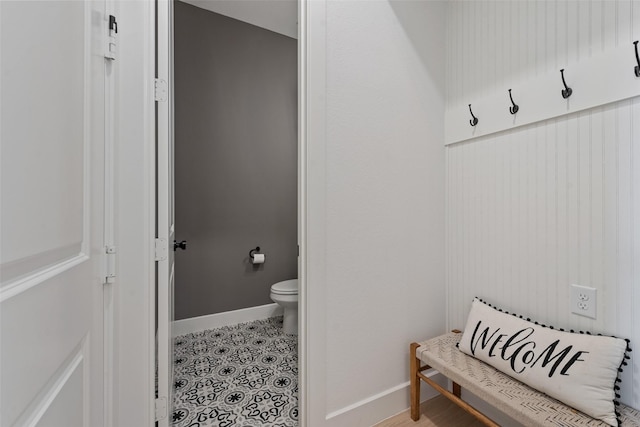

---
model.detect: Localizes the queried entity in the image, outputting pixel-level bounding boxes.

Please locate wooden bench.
[410,331,640,426]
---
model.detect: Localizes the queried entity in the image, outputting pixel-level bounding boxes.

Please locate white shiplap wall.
[446,0,640,409]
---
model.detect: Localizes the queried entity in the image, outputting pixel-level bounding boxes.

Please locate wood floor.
[374,395,485,427]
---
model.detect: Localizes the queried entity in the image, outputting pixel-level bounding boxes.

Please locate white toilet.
[270,279,298,335]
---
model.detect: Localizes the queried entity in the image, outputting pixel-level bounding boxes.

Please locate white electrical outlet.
[570,284,597,319]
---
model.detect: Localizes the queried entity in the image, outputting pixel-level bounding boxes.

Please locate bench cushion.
[457,299,627,426]
[416,332,640,426]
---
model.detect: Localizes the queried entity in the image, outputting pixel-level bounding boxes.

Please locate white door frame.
[112,0,157,425]
[297,0,327,424]
[297,0,309,423]
[155,0,174,425]
[115,0,331,424]
[150,0,318,425]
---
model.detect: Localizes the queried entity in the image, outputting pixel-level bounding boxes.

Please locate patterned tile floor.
[171,317,298,427]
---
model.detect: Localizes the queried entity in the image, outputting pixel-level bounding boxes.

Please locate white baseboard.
[325,372,447,427]
[172,303,283,337]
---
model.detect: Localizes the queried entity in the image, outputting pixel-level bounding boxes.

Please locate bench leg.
[410,342,420,421]
[453,381,461,397]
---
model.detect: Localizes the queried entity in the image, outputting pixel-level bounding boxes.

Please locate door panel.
[1,1,85,277]
[0,1,107,426]
[36,359,85,427]
[1,271,92,426]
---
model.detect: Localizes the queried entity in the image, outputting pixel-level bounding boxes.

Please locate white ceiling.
[180,0,298,39]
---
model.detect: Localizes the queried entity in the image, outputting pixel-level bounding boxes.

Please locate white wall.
[305,1,447,425]
[446,0,640,410]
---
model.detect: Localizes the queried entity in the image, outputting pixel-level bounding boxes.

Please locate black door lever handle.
[174,240,187,251]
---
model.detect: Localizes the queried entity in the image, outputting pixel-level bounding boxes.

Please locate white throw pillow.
[458,298,628,426]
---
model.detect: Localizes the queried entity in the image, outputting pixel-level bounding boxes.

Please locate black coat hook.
[508,89,519,114]
[468,104,478,126]
[634,41,640,77]
[560,69,572,99]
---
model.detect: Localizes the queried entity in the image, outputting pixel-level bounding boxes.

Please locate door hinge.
[105,245,116,284]
[155,238,168,261]
[155,397,167,421]
[155,78,168,102]
[105,15,118,60]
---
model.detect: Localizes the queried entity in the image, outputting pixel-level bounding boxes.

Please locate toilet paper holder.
[249,246,261,260]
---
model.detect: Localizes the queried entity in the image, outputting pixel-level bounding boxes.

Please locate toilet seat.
[271,279,298,295]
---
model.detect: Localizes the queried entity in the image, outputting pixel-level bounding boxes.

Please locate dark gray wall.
[174,1,297,320]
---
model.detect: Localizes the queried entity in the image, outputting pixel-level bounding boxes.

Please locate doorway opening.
[155,1,303,426]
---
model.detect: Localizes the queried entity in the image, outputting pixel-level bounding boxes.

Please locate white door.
[0,1,110,426]
[156,0,175,425]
